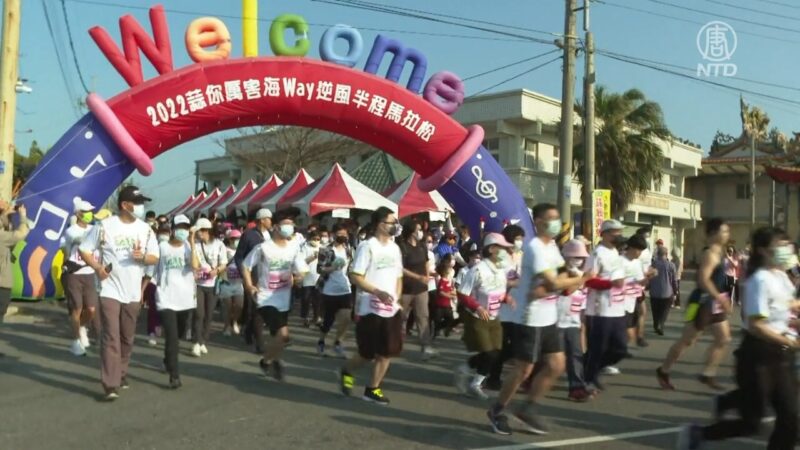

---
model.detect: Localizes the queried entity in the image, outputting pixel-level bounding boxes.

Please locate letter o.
[319,24,363,68]
[423,71,464,115]
[185,17,232,63]
[270,14,310,57]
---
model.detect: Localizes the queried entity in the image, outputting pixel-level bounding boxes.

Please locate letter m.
[89,5,173,87]
[364,35,428,94]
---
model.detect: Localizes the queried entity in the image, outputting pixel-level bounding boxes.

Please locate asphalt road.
[0,280,774,450]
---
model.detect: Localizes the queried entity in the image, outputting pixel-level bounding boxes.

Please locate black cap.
[118,185,152,204]
[157,222,171,234]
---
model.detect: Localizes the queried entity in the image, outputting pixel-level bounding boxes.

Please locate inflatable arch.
[13,6,534,299]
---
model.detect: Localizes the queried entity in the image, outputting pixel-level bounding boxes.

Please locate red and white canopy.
[213,179,258,215]
[383,172,452,218]
[260,169,315,211]
[174,191,207,215]
[242,173,285,212]
[167,194,196,216]
[185,188,221,215]
[280,163,397,216]
[199,185,236,215]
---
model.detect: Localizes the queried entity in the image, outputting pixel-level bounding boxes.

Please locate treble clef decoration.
[471,165,498,204]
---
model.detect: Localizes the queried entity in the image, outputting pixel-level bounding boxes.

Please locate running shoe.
[656,367,675,390]
[259,359,271,378]
[333,342,346,359]
[362,387,390,405]
[637,337,649,348]
[79,326,90,348]
[512,404,551,435]
[317,340,326,356]
[103,388,119,402]
[697,375,724,391]
[676,424,702,450]
[169,377,182,390]
[467,383,489,400]
[453,364,470,394]
[568,388,592,402]
[120,377,130,390]
[191,343,202,357]
[147,333,157,346]
[271,360,285,381]
[601,366,621,375]
[421,346,438,361]
[339,369,354,396]
[199,344,209,355]
[486,407,512,435]
[70,339,86,356]
[232,322,240,335]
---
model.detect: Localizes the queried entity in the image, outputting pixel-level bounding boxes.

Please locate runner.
[61,199,98,356]
[656,218,732,391]
[398,220,436,359]
[317,223,353,358]
[300,230,321,328]
[487,203,589,436]
[454,232,516,400]
[234,208,272,353]
[677,227,799,450]
[219,229,244,336]
[582,219,627,393]
[0,200,28,359]
[192,217,227,357]
[339,206,404,405]
[432,254,457,338]
[633,227,653,347]
[154,215,199,389]
[79,185,159,400]
[556,239,591,402]
[241,207,308,381]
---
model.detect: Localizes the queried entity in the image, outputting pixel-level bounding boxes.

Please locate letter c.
[319,24,363,68]
[423,71,465,115]
[270,14,310,57]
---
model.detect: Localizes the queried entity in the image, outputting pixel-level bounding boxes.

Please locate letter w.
[89,5,173,87]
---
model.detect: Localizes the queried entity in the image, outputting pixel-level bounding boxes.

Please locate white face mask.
[321,237,330,245]
[414,230,424,241]
[514,239,523,250]
[132,204,146,220]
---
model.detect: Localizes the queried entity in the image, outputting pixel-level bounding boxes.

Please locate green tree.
[14,140,45,185]
[573,86,671,216]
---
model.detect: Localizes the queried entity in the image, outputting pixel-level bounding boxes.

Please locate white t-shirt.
[219,247,244,298]
[639,247,653,272]
[458,259,507,320]
[62,223,96,275]
[350,237,403,318]
[498,250,523,322]
[322,245,352,296]
[512,237,564,327]
[194,239,227,288]
[455,266,471,288]
[623,256,645,314]
[155,242,196,311]
[585,244,626,317]
[743,269,795,336]
[79,216,159,304]
[243,240,309,311]
[301,243,320,287]
[558,289,587,328]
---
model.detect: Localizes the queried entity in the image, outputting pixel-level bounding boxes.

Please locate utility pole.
[557,0,577,224]
[750,133,756,230]
[0,0,20,201]
[580,0,595,241]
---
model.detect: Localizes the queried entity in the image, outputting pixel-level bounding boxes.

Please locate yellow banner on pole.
[591,189,611,243]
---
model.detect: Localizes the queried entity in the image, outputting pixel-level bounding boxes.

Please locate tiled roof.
[350,152,412,193]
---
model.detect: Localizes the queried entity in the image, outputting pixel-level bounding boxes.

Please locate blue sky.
[15,0,800,212]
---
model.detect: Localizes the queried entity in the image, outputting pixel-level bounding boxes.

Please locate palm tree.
[573,86,671,216]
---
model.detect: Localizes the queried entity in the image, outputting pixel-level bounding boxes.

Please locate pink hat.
[483,232,513,248]
[227,229,242,239]
[562,239,589,258]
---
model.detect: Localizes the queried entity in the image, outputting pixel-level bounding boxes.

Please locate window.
[524,139,540,170]
[483,138,500,163]
[669,175,682,196]
[736,183,751,199]
[552,146,560,173]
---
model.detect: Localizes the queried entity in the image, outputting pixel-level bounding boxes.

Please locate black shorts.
[626,311,637,328]
[512,323,563,364]
[322,293,352,314]
[685,289,727,331]
[355,312,403,360]
[258,306,289,336]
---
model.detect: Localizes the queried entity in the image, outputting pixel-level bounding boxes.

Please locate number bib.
[267,271,290,290]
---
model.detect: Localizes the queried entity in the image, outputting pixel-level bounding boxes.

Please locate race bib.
[487,291,504,315]
[198,269,212,281]
[610,287,625,304]
[712,293,730,315]
[369,295,395,313]
[226,265,241,281]
[267,271,290,290]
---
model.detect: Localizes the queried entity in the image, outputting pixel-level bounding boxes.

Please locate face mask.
[309,240,320,247]
[132,204,146,220]
[427,243,434,251]
[232,240,240,248]
[174,229,190,242]
[773,245,794,269]
[359,234,366,240]
[279,224,294,238]
[567,258,584,269]
[514,239,523,250]
[414,230,424,241]
[497,249,510,266]
[545,219,562,237]
[157,234,169,243]
[80,212,93,223]
[321,237,330,245]
[335,235,348,245]
[386,224,400,236]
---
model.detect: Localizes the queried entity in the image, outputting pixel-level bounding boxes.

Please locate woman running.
[656,218,732,391]
[317,224,353,357]
[677,226,799,450]
[219,229,244,336]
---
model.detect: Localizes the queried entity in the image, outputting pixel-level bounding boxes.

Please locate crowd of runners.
[3,184,796,449]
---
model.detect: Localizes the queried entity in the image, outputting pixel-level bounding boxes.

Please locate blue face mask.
[545,219,562,237]
[279,224,294,238]
[174,229,190,242]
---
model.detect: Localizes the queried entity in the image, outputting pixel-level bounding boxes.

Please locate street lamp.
[15,78,31,94]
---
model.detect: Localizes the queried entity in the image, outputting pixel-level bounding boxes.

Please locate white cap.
[255,208,272,220]
[600,219,624,233]
[173,214,191,226]
[73,198,95,212]
[195,218,213,230]
[483,232,513,248]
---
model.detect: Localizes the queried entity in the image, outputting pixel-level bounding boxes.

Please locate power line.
[469,56,562,98]
[462,49,560,82]
[60,0,90,94]
[598,0,800,44]
[704,0,800,22]
[758,0,800,9]
[644,0,800,35]
[40,0,81,118]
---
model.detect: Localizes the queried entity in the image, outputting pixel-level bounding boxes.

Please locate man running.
[339,206,404,405]
[242,207,308,381]
[80,186,159,400]
[61,199,99,356]
[234,208,272,352]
